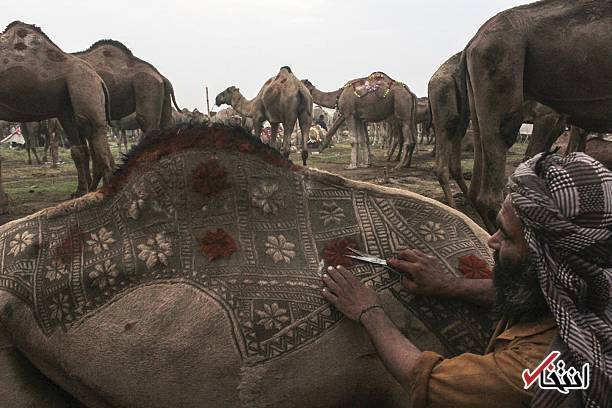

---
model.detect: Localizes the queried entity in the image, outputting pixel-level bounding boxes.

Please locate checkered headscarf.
[506,152,612,408]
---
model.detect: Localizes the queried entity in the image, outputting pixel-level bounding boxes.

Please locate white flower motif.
[45,259,67,282]
[265,235,296,264]
[8,230,34,257]
[89,259,119,289]
[86,227,116,255]
[251,180,284,215]
[418,221,446,242]
[137,233,172,270]
[255,303,290,330]
[49,294,73,323]
[319,202,345,226]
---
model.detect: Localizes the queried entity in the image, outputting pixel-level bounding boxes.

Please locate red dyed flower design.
[458,254,492,279]
[238,142,255,153]
[198,228,238,261]
[192,159,230,196]
[322,238,358,267]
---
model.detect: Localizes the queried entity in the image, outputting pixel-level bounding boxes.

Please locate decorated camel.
[0,124,494,407]
[73,40,180,131]
[0,21,114,196]
[215,66,313,165]
[429,51,565,212]
[459,0,612,231]
[303,73,418,169]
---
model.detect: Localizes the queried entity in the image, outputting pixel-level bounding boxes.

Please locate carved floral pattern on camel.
[0,147,494,363]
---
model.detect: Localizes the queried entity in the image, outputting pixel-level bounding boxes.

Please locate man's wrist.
[359,306,386,328]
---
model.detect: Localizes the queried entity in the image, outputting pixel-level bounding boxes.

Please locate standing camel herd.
[2,0,612,233]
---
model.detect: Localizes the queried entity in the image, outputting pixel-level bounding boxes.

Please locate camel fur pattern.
[0,124,494,407]
[460,0,612,231]
[0,21,114,196]
[215,67,313,165]
[429,51,565,213]
[303,73,418,169]
[73,39,180,131]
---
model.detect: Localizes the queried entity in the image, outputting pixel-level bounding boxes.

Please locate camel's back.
[74,40,163,82]
[0,22,76,77]
[0,125,494,406]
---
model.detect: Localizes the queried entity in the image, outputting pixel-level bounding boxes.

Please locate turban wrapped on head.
[506,152,612,408]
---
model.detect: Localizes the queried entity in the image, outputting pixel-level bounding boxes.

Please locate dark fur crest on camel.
[102,123,296,195]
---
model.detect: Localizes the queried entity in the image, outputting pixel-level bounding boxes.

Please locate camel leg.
[31,146,41,165]
[270,122,279,150]
[253,120,263,142]
[121,130,128,152]
[467,41,524,232]
[346,117,360,170]
[281,118,297,159]
[58,113,91,197]
[0,324,84,407]
[434,126,456,207]
[319,115,345,152]
[358,122,371,168]
[566,126,587,154]
[0,156,8,214]
[88,124,114,190]
[134,76,164,132]
[298,111,312,166]
[395,121,416,169]
[523,115,565,161]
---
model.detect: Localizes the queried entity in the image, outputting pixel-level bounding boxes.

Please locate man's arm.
[321,266,421,391]
[387,249,495,307]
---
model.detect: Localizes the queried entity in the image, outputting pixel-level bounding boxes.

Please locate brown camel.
[416,97,433,144]
[0,124,493,407]
[73,40,180,131]
[460,1,612,231]
[429,51,566,211]
[216,66,313,165]
[303,73,418,169]
[0,21,114,196]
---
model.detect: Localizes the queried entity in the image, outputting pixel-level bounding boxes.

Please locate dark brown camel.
[430,50,565,212]
[460,1,612,231]
[0,21,114,196]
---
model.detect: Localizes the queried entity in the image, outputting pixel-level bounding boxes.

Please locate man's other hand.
[321,265,379,321]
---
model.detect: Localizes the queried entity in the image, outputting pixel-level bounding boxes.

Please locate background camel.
[0,125,493,407]
[0,21,114,196]
[216,66,313,165]
[73,40,180,131]
[553,130,612,170]
[429,51,566,212]
[416,97,433,144]
[303,73,418,169]
[461,1,612,231]
[18,122,42,165]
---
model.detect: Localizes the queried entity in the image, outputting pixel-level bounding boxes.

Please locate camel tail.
[101,82,112,125]
[163,77,181,111]
[454,50,470,138]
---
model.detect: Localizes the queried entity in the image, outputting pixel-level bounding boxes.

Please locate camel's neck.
[230,92,257,118]
[310,87,342,109]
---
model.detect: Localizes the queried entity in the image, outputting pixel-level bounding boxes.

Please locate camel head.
[215,86,239,107]
[301,79,315,92]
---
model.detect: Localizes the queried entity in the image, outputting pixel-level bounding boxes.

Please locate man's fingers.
[387,258,418,276]
[322,274,342,295]
[321,288,338,303]
[327,266,348,285]
[336,265,358,286]
[401,276,418,292]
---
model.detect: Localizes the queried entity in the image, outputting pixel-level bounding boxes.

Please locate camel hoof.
[345,165,358,170]
[357,164,371,168]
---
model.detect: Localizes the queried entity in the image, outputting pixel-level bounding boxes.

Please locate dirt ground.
[0,140,528,229]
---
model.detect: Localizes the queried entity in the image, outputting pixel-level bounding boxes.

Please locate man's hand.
[387,248,455,296]
[321,265,379,321]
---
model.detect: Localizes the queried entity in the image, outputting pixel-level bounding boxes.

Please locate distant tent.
[0,128,25,145]
[519,124,533,136]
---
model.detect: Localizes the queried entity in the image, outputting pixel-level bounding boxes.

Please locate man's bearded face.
[492,250,549,321]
